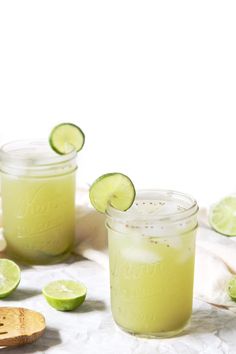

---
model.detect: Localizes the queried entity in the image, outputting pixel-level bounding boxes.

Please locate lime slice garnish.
[227,276,236,300]
[0,259,21,298]
[209,196,236,236]
[89,172,136,213]
[42,280,87,311]
[49,123,85,155]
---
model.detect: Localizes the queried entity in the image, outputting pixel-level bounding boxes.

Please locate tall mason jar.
[106,190,198,338]
[0,141,77,265]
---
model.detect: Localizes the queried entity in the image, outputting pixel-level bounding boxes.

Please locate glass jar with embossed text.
[0,141,77,265]
[106,190,198,338]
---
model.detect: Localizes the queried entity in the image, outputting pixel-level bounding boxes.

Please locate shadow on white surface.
[75,299,106,313]
[0,327,61,353]
[2,288,41,302]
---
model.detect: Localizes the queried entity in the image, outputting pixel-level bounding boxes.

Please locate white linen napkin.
[74,191,236,310]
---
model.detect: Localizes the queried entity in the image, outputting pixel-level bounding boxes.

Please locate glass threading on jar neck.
[106,189,199,237]
[0,140,77,178]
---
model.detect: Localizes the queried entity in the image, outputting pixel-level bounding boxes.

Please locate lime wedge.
[89,172,136,213]
[227,276,236,300]
[42,280,87,311]
[0,259,21,298]
[209,196,236,236]
[49,123,85,154]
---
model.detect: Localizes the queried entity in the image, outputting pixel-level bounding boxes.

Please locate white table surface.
[1,256,236,354]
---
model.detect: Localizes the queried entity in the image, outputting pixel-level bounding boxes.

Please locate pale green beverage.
[106,190,198,338]
[0,141,77,264]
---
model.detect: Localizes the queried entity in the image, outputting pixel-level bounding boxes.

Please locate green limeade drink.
[106,190,198,338]
[0,141,77,264]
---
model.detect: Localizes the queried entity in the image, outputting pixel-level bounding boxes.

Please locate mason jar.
[106,189,198,338]
[0,140,77,265]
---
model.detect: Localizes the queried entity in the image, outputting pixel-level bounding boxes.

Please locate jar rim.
[0,140,77,168]
[106,189,198,224]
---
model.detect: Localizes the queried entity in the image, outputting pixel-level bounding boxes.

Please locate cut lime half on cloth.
[209,196,236,236]
[227,276,236,301]
[89,173,136,213]
[0,259,21,298]
[49,123,85,154]
[42,280,87,311]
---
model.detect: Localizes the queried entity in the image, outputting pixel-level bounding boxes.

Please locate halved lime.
[49,123,85,154]
[227,276,236,300]
[89,172,136,213]
[42,280,87,311]
[0,259,21,298]
[209,196,236,236]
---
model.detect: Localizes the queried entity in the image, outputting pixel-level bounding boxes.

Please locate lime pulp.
[89,172,136,213]
[49,123,85,155]
[42,280,87,311]
[209,196,236,236]
[0,259,21,298]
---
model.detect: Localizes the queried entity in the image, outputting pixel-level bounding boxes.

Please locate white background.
[0,1,236,207]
